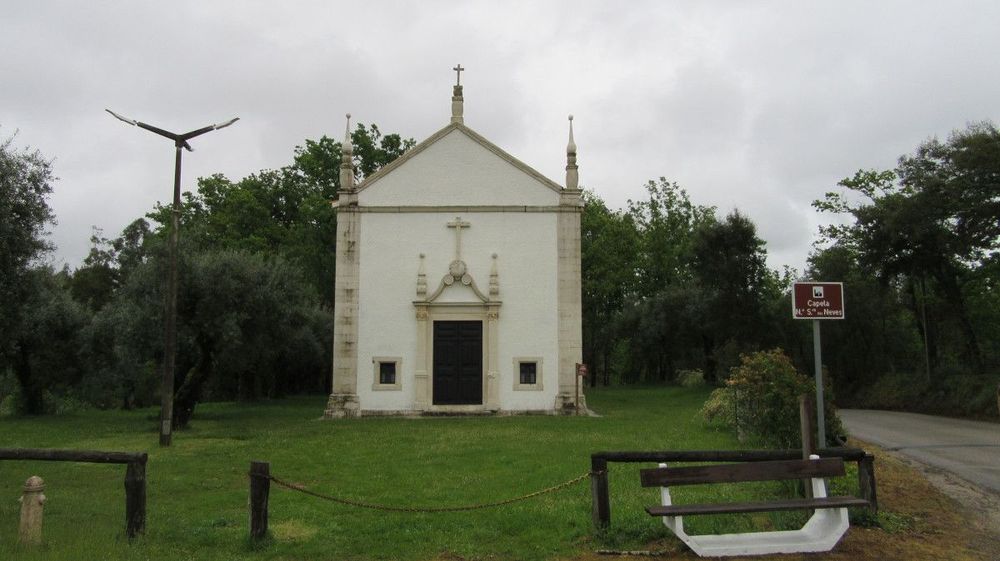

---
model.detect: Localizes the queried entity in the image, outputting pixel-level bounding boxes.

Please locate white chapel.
[324,68,585,417]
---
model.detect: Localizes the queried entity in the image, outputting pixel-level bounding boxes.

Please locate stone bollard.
[18,476,46,545]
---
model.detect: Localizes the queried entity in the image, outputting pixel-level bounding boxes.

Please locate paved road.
[840,409,1000,494]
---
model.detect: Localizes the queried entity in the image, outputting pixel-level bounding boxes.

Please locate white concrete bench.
[641,454,867,557]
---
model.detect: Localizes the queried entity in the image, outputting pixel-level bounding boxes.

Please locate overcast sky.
[4,1,998,274]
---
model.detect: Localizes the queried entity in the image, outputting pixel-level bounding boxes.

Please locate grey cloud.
[3,1,1000,275]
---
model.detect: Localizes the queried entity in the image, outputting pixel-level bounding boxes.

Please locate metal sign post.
[813,320,825,446]
[792,282,845,447]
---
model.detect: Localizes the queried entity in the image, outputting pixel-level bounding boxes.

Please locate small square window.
[519,362,537,385]
[513,357,542,391]
[372,357,401,390]
[379,362,396,385]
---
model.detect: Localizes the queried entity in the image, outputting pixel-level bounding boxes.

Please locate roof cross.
[453,64,465,86]
[447,216,471,259]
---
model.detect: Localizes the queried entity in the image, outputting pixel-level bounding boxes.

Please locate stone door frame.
[414,302,501,413]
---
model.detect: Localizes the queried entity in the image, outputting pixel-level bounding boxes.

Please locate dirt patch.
[569,439,1000,561]
[861,439,1000,556]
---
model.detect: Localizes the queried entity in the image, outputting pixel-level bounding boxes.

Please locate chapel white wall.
[355,211,559,411]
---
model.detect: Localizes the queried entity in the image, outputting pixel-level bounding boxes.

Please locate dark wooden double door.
[432,321,483,405]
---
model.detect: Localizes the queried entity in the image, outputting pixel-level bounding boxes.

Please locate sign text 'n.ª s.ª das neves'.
[792,282,845,320]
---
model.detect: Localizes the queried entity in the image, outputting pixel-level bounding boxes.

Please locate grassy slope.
[0,387,770,560]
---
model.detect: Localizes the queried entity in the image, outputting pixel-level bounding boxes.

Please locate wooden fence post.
[799,395,815,456]
[124,456,147,539]
[590,456,610,529]
[858,453,878,515]
[249,461,270,540]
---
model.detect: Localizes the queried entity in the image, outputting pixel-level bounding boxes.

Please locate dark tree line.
[0,125,412,421]
[581,179,788,387]
[2,121,997,420]
[807,123,1000,414]
[581,123,999,418]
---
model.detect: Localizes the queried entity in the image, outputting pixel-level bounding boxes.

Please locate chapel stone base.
[321,403,589,418]
[323,393,360,419]
[554,392,588,415]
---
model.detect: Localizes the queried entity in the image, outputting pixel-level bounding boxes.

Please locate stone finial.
[451,64,465,124]
[565,115,579,190]
[340,113,354,190]
[343,113,353,154]
[19,476,46,545]
[567,114,577,153]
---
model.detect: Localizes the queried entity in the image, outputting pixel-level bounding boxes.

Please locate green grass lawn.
[0,386,827,560]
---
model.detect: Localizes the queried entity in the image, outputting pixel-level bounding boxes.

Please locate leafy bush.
[702,349,843,448]
[43,391,92,415]
[700,383,736,429]
[850,369,1000,419]
[676,369,705,387]
[850,371,928,411]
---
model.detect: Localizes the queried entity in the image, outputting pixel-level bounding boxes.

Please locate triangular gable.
[356,122,564,207]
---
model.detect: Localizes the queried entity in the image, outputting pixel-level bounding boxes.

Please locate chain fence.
[253,470,599,513]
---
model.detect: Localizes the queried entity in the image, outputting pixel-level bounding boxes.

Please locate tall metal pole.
[105,109,238,447]
[160,144,183,446]
[813,319,826,447]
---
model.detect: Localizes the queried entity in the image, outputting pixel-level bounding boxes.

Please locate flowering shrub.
[702,349,843,448]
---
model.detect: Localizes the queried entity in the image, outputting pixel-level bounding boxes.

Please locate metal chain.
[255,470,598,513]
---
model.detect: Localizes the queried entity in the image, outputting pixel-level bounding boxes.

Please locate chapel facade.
[324,70,584,417]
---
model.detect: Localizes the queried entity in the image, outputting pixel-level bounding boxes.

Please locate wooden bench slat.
[645,496,869,517]
[640,458,846,487]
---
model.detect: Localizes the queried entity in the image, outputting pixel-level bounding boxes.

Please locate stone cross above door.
[447,217,471,260]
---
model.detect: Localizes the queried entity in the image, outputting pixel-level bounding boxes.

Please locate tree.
[171,250,330,427]
[79,237,166,410]
[112,218,153,277]
[690,211,772,382]
[0,136,76,414]
[68,228,118,311]
[92,246,331,426]
[8,268,90,414]
[582,181,785,385]
[626,178,714,296]
[65,123,408,415]
[816,122,1000,374]
[67,219,152,314]
[0,136,55,355]
[581,191,640,385]
[896,122,1000,265]
[617,283,703,383]
[801,244,921,393]
[144,123,414,307]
